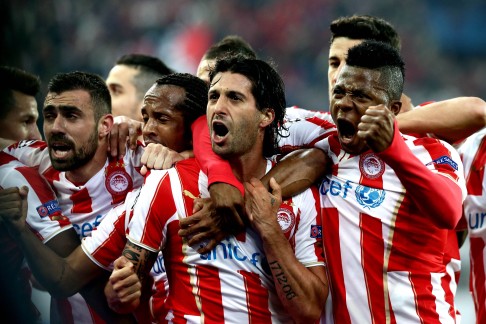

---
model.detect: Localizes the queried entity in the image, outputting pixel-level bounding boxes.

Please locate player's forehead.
[44,89,91,107]
[329,37,364,60]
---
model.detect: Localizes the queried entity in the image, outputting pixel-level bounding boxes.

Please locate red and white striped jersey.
[126,158,324,323]
[316,132,465,324]
[457,127,486,323]
[0,152,71,322]
[3,140,145,324]
[81,189,165,323]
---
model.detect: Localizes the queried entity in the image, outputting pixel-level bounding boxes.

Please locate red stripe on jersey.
[322,207,351,324]
[0,151,16,164]
[239,270,272,322]
[53,298,75,324]
[91,211,128,267]
[43,166,61,191]
[70,187,93,214]
[409,272,441,323]
[312,187,324,261]
[470,236,486,321]
[360,213,387,323]
[466,136,486,195]
[16,166,56,202]
[196,266,225,323]
[440,261,456,320]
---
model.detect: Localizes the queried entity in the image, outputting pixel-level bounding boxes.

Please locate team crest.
[277,207,296,233]
[355,185,386,209]
[105,170,132,195]
[359,153,385,179]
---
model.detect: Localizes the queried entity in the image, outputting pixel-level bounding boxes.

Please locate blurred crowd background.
[2,0,486,112]
[1,0,483,322]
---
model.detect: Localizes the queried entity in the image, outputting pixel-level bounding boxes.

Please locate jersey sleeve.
[3,140,51,169]
[0,152,72,243]
[81,197,133,270]
[126,169,175,252]
[279,115,337,154]
[378,120,466,228]
[192,115,245,195]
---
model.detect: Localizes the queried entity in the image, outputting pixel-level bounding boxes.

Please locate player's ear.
[99,114,114,138]
[390,100,402,116]
[260,108,275,128]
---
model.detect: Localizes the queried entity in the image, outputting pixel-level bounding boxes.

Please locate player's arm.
[396,97,486,143]
[361,105,464,229]
[0,187,104,295]
[245,178,328,322]
[108,240,158,314]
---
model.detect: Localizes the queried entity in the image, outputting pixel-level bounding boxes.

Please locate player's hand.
[109,116,143,159]
[244,177,281,235]
[178,183,245,254]
[140,143,193,175]
[357,105,395,152]
[0,187,29,236]
[105,256,141,314]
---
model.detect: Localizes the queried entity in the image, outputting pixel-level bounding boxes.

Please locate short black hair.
[154,73,208,143]
[210,56,286,157]
[115,54,174,101]
[203,35,257,60]
[0,66,41,118]
[330,15,401,51]
[346,40,405,101]
[48,71,111,122]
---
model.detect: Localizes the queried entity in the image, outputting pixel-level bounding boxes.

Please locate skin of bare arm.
[396,97,486,143]
[109,241,159,314]
[245,177,328,322]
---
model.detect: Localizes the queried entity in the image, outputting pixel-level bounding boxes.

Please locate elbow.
[467,96,486,128]
[430,206,462,230]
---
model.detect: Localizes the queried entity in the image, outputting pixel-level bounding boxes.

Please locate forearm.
[397,97,486,143]
[378,127,463,228]
[262,148,328,199]
[261,230,327,322]
[14,228,86,296]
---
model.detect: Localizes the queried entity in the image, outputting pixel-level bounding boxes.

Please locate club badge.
[359,153,385,179]
[277,206,296,233]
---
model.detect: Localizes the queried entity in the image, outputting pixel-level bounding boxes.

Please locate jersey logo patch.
[359,153,385,179]
[310,225,322,238]
[36,199,62,218]
[432,155,458,171]
[105,170,133,196]
[355,185,386,209]
[277,207,295,233]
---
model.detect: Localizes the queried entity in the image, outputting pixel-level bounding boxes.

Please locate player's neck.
[65,146,108,185]
[229,150,267,183]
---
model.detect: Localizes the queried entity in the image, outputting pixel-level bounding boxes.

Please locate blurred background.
[1,0,482,322]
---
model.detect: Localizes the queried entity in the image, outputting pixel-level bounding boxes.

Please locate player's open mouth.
[337,119,356,144]
[212,120,229,144]
[50,142,73,158]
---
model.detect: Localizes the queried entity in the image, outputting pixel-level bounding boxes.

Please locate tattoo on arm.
[122,241,156,285]
[271,197,276,206]
[269,261,297,300]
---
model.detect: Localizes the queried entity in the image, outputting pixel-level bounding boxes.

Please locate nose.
[49,115,67,134]
[333,93,354,113]
[142,118,157,139]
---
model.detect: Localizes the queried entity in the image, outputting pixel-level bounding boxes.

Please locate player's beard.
[48,130,99,171]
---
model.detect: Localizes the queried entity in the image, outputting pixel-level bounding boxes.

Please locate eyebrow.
[43,105,84,114]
